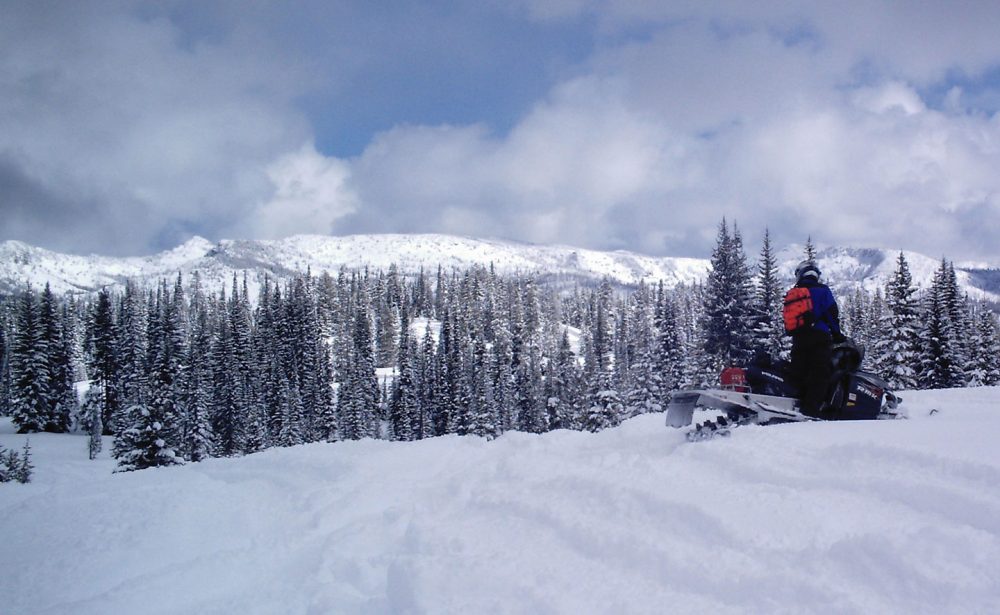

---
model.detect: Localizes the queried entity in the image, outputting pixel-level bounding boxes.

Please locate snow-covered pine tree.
[583,373,622,432]
[751,228,785,359]
[135,280,186,462]
[38,284,74,432]
[0,308,10,416]
[623,283,659,417]
[183,297,214,461]
[653,284,686,396]
[89,288,121,434]
[113,403,183,472]
[0,440,32,483]
[375,293,398,369]
[515,339,547,433]
[389,304,419,441]
[11,286,50,433]
[874,252,920,390]
[942,262,972,385]
[277,378,305,447]
[702,219,753,369]
[491,323,517,433]
[231,277,262,452]
[545,329,581,430]
[804,236,817,261]
[469,331,499,438]
[414,322,437,440]
[81,386,103,459]
[919,260,966,389]
[588,278,614,378]
[309,331,338,443]
[679,283,715,388]
[983,310,1000,386]
[966,304,1000,386]
[339,301,378,440]
[117,281,148,431]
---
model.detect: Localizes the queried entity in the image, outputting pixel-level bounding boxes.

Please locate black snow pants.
[790,328,832,418]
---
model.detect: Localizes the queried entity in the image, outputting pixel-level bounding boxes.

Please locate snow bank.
[2,387,999,614]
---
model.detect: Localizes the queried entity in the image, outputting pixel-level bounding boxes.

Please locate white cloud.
[5,2,1000,263]
[0,3,309,254]
[317,9,1000,261]
[241,144,359,240]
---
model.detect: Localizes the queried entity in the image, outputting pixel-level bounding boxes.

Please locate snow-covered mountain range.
[1,234,998,304]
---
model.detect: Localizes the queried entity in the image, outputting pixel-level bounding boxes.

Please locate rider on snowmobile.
[786,260,844,418]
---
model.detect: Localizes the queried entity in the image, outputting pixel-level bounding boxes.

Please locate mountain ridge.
[1,234,997,305]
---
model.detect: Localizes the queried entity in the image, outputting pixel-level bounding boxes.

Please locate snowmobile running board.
[667,389,810,428]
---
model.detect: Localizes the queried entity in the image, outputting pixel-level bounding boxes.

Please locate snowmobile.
[666,338,903,441]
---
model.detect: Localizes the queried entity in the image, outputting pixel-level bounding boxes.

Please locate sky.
[3,1,1000,263]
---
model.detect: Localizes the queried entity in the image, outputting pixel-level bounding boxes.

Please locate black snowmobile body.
[666,339,903,440]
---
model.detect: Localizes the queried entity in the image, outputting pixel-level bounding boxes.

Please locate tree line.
[1,221,998,472]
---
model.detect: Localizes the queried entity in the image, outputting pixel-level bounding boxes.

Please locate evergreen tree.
[113,403,183,472]
[147,280,185,454]
[623,285,659,417]
[653,285,685,397]
[389,305,419,441]
[10,286,49,433]
[414,322,437,439]
[702,219,753,368]
[0,440,33,483]
[942,263,972,385]
[339,302,378,440]
[967,305,1000,386]
[88,288,121,434]
[546,330,581,430]
[277,379,305,447]
[919,260,965,389]
[583,373,622,432]
[804,236,817,261]
[0,310,11,416]
[38,284,74,432]
[751,228,785,359]
[515,340,546,433]
[117,281,148,427]
[491,323,517,433]
[875,253,920,390]
[469,331,498,438]
[83,387,103,460]
[183,299,214,461]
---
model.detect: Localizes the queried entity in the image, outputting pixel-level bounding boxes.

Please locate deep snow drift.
[2,387,999,614]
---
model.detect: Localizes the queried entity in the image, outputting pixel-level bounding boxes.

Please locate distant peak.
[173,235,215,252]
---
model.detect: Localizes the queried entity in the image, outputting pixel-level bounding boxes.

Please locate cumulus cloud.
[4,1,1000,263]
[237,144,358,240]
[323,8,1000,261]
[0,2,309,254]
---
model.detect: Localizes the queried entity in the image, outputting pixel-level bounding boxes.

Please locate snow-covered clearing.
[2,388,999,614]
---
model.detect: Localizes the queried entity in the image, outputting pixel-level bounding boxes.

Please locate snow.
[5,233,1000,305]
[0,233,713,299]
[2,387,1000,613]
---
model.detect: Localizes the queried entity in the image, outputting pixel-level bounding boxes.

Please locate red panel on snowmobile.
[720,367,749,392]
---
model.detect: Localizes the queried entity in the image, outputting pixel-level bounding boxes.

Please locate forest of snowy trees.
[2,222,999,472]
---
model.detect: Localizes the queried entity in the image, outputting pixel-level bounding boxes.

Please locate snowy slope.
[778,243,1000,304]
[2,387,999,614]
[3,233,998,303]
[0,234,710,298]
